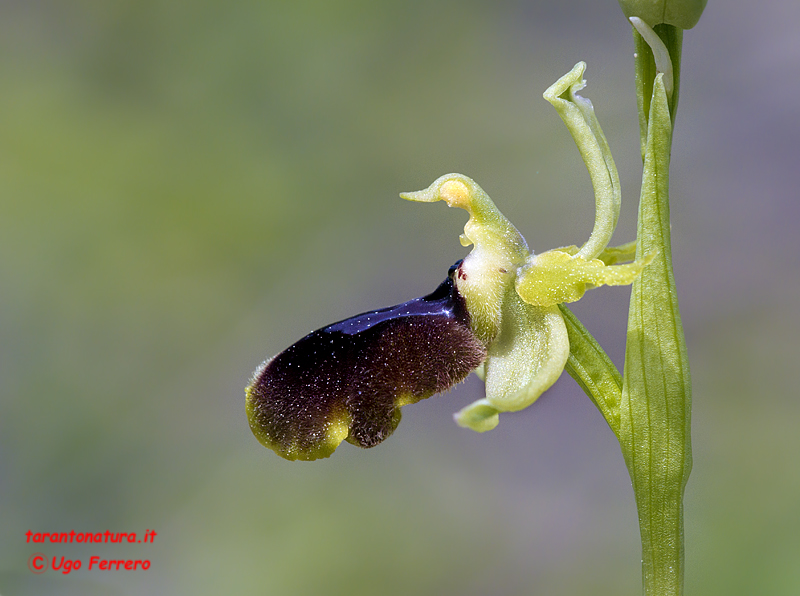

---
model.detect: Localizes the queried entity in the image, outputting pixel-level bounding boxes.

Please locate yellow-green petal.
[515,249,654,307]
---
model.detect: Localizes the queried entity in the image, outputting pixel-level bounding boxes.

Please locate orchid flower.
[246,62,649,460]
[247,7,704,594]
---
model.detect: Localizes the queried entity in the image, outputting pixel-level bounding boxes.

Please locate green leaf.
[620,72,692,596]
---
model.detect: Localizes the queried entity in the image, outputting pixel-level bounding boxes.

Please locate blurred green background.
[2,1,798,595]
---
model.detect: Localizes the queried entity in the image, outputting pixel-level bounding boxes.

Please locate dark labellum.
[246,261,486,461]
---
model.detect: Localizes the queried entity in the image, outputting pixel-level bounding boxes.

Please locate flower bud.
[617,0,707,29]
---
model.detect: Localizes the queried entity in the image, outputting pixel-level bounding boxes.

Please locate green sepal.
[543,62,621,261]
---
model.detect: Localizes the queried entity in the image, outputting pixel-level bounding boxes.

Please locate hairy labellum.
[246,262,486,461]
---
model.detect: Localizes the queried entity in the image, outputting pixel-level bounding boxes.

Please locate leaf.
[620,73,692,592]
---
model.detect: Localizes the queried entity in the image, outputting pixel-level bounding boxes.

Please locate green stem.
[621,50,692,596]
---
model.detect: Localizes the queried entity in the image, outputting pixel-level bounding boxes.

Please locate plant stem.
[621,25,692,596]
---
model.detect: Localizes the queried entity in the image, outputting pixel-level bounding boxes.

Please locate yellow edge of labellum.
[246,384,352,461]
[395,392,419,408]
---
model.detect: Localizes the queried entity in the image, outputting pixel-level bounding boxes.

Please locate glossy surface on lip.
[325,261,463,335]
[246,262,485,461]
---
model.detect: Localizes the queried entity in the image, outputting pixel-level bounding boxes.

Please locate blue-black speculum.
[246,259,485,461]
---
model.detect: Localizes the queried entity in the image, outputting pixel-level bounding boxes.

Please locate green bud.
[617,0,707,29]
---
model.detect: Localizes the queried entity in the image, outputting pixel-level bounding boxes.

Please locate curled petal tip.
[543,62,586,103]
